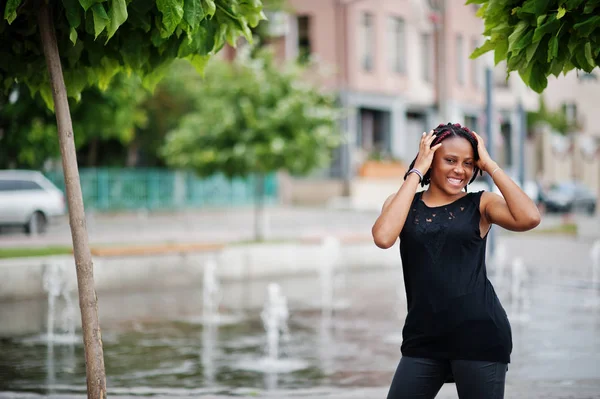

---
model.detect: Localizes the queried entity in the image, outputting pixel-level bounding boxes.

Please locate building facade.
[267,0,540,182]
[261,0,599,206]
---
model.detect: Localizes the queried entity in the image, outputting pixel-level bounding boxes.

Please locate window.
[0,180,16,191]
[0,179,43,191]
[464,115,478,132]
[471,37,480,88]
[388,16,405,74]
[297,16,312,64]
[361,12,375,72]
[18,180,44,190]
[421,33,432,82]
[456,34,465,85]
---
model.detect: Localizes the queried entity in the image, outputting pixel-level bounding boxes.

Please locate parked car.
[0,170,66,235]
[540,181,597,215]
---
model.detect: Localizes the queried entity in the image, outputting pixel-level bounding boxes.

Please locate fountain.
[318,307,334,376]
[203,259,221,324]
[184,258,243,325]
[28,261,79,394]
[320,236,338,317]
[201,322,218,385]
[317,236,350,314]
[36,261,78,345]
[261,283,290,362]
[509,257,530,323]
[235,283,309,375]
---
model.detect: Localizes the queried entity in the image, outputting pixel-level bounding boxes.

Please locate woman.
[372,123,541,399]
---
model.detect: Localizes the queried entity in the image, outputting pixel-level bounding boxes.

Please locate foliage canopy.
[1,0,266,109]
[469,0,600,93]
[161,50,341,178]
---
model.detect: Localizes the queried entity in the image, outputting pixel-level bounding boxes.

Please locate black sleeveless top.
[399,191,512,366]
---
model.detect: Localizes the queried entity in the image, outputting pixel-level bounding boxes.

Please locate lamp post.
[516,83,527,189]
[484,54,497,257]
[428,0,449,123]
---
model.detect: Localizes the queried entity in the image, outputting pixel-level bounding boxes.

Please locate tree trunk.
[88,137,98,167]
[126,139,140,167]
[254,173,265,241]
[38,4,107,399]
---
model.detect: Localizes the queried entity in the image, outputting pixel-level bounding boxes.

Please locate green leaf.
[91,4,110,39]
[519,61,548,93]
[62,0,82,28]
[556,7,566,19]
[526,38,541,62]
[203,0,216,17]
[79,0,106,12]
[507,21,529,52]
[3,0,23,24]
[547,35,558,62]
[183,0,205,30]
[69,27,78,45]
[186,54,210,75]
[513,30,534,53]
[119,31,149,69]
[507,51,526,71]
[537,14,547,26]
[470,39,495,59]
[565,0,586,9]
[106,0,128,42]
[573,15,600,36]
[549,55,566,77]
[519,0,551,15]
[583,3,599,14]
[39,84,55,111]
[584,42,596,69]
[126,6,152,32]
[157,0,185,36]
[130,0,155,14]
[533,15,559,43]
[494,38,509,65]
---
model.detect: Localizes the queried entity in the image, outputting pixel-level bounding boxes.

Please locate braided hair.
[404,122,483,191]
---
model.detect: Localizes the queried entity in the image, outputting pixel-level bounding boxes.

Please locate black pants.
[386,356,508,399]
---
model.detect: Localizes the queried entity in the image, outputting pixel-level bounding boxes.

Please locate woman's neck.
[422,185,466,206]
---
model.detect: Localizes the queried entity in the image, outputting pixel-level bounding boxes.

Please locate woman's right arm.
[371,130,441,249]
[371,173,421,249]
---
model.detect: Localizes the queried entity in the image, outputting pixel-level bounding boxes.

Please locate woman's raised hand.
[413,130,442,174]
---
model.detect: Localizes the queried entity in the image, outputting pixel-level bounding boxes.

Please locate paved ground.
[2,383,600,398]
[0,206,599,399]
[0,206,597,248]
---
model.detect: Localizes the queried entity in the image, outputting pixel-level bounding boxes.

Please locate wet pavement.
[0,233,599,398]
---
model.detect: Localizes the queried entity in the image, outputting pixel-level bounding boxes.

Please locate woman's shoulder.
[466,190,494,213]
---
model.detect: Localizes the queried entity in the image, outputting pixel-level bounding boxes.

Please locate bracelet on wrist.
[407,168,423,183]
[490,166,501,178]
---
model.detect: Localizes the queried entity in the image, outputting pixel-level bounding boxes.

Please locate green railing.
[44,168,278,211]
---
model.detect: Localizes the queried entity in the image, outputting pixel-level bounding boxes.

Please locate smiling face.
[430,136,476,195]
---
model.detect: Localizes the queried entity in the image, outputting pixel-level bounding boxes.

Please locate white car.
[0,170,66,235]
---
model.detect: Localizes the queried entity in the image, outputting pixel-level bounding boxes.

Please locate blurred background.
[0,0,599,398]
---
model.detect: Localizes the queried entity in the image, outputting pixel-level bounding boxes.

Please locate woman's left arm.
[474,132,541,232]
